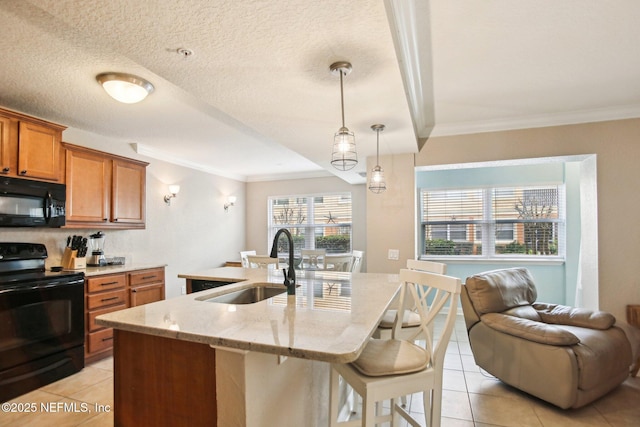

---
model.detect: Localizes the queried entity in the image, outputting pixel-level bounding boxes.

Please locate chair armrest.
[533,303,615,330]
[481,313,580,345]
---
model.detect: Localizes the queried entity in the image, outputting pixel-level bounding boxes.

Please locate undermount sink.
[201,285,286,304]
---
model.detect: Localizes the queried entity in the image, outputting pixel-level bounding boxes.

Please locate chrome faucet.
[270,228,296,295]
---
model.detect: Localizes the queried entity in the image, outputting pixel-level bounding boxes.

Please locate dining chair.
[239,250,256,268]
[326,254,353,272]
[246,255,279,269]
[350,250,364,273]
[301,249,326,270]
[329,269,461,427]
[373,260,447,339]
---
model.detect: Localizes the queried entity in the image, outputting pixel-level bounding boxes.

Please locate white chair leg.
[362,393,375,427]
[431,387,443,427]
[391,397,400,426]
[423,389,433,427]
[329,368,340,427]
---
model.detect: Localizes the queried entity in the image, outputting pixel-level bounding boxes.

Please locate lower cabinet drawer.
[88,328,114,354]
[87,303,126,332]
[86,274,126,292]
[87,289,127,310]
[129,268,165,286]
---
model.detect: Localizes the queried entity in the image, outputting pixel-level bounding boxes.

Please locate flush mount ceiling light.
[368,124,387,194]
[330,61,358,171]
[96,72,154,104]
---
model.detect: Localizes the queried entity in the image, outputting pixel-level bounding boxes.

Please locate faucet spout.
[270,228,296,295]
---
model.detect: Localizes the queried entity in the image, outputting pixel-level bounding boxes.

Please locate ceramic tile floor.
[2,316,639,426]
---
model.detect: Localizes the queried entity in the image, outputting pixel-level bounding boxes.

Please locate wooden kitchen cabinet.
[85,266,165,364]
[85,273,127,364]
[0,115,12,174]
[64,143,148,229]
[0,107,66,182]
[128,268,165,307]
[112,159,146,226]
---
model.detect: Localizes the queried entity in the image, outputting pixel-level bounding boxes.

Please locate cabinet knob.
[19,170,27,175]
[113,218,118,222]
[1,167,9,173]
[103,218,108,222]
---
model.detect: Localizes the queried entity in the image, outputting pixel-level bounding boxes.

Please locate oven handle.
[0,279,85,295]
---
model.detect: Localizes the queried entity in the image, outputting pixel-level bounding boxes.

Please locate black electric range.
[0,242,85,402]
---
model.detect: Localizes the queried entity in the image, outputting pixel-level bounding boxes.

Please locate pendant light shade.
[330,61,358,171]
[368,124,386,194]
[96,72,154,104]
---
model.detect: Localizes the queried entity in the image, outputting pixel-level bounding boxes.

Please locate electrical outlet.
[181,285,186,295]
[388,249,399,260]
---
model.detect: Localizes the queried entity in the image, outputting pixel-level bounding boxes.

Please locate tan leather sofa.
[461,267,632,409]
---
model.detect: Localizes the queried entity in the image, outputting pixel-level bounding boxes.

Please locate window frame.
[418,185,566,262]
[267,192,353,255]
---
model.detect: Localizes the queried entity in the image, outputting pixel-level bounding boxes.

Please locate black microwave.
[0,176,66,227]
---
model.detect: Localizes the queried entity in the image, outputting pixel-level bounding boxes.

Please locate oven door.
[0,277,85,372]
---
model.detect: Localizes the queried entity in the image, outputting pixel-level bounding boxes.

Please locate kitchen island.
[96,267,400,427]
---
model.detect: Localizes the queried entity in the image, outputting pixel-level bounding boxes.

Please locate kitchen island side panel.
[216,348,329,427]
[113,330,217,426]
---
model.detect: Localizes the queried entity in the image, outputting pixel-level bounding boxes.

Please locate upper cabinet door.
[0,107,65,182]
[18,121,63,181]
[65,147,110,223]
[111,159,146,226]
[63,143,148,230]
[0,115,13,175]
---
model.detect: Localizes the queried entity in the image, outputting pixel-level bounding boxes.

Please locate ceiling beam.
[384,0,435,151]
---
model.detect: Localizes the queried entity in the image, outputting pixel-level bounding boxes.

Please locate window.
[419,185,565,259]
[268,193,352,254]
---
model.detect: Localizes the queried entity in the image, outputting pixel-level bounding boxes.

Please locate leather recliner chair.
[461,267,632,409]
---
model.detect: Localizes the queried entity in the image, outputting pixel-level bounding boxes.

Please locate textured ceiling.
[1,1,639,183]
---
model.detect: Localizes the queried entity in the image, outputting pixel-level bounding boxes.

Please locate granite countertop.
[68,263,167,277]
[97,267,400,363]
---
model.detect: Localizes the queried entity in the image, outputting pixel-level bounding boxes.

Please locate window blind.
[269,193,352,254]
[420,185,565,258]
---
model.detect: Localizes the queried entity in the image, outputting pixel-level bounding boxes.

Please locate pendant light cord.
[376,128,380,164]
[339,70,346,128]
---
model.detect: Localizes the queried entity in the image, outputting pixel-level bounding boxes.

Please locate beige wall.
[369,118,639,321]
[366,153,416,273]
[245,177,366,266]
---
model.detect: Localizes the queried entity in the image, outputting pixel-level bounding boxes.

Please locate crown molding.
[431,104,640,137]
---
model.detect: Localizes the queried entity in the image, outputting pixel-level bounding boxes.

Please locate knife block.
[62,248,86,270]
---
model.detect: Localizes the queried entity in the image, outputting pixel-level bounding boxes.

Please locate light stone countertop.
[69,263,167,277]
[96,267,401,363]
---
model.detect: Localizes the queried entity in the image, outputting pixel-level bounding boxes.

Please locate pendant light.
[368,124,386,194]
[330,61,358,171]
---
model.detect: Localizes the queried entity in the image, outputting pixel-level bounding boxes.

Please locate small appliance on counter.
[87,231,107,266]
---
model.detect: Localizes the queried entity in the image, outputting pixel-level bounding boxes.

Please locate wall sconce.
[224,196,237,212]
[164,185,180,205]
